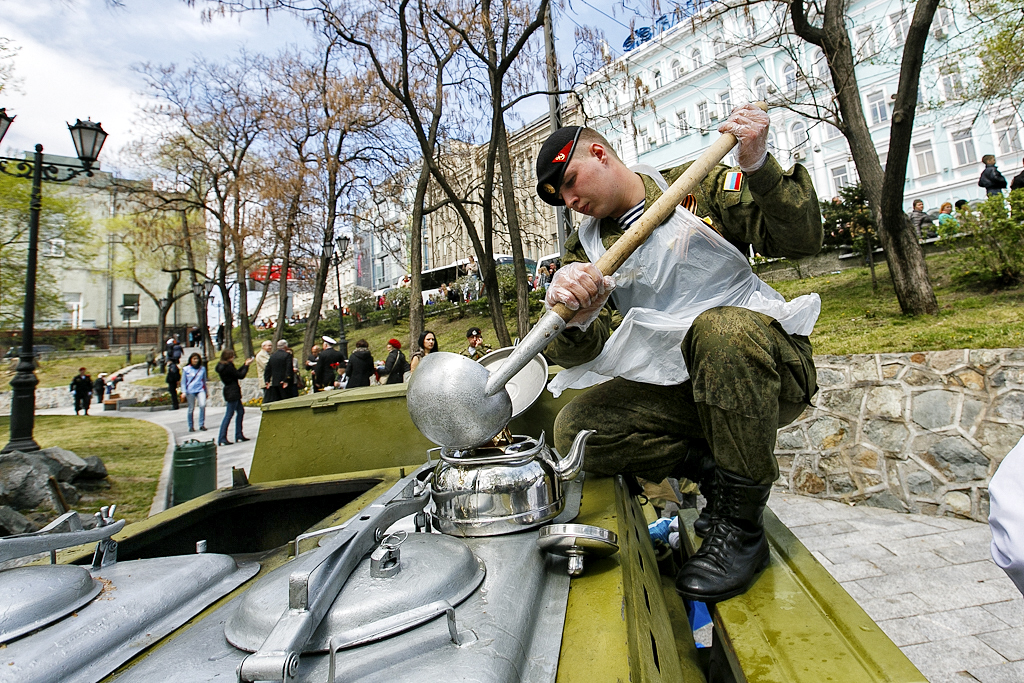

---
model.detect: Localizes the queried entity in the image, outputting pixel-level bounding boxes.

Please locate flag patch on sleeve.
[723,171,743,192]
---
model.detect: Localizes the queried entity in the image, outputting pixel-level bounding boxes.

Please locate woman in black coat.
[215,349,254,445]
[344,339,375,388]
[164,365,180,410]
[382,338,409,385]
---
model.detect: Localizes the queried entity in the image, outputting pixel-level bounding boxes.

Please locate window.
[718,90,732,119]
[941,66,964,100]
[698,101,710,128]
[63,293,82,329]
[713,34,725,55]
[867,91,888,125]
[792,120,809,151]
[745,16,757,39]
[691,48,703,69]
[658,119,669,144]
[671,59,683,80]
[783,64,798,93]
[855,27,876,60]
[46,238,66,258]
[913,140,937,176]
[676,110,690,136]
[813,49,829,81]
[996,117,1023,155]
[952,129,977,166]
[766,131,777,156]
[831,165,851,194]
[653,70,663,90]
[826,122,843,139]
[639,127,650,153]
[890,10,910,45]
[934,7,953,28]
[753,76,767,101]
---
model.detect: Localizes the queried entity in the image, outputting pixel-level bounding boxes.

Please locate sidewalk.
[773,493,1024,683]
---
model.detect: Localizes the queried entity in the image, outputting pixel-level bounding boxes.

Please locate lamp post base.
[2,356,41,453]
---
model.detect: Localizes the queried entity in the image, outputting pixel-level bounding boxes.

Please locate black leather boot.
[675,469,771,603]
[689,442,718,538]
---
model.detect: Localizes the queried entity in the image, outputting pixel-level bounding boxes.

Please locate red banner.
[250,265,297,282]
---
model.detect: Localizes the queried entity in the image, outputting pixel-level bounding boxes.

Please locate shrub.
[944,190,1024,285]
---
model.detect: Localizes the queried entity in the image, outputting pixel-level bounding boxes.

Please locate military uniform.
[462,344,492,362]
[547,155,822,487]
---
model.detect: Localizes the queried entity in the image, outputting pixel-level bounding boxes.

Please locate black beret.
[536,126,582,206]
[466,327,482,338]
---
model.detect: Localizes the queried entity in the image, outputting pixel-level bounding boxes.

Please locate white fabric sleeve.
[990,435,1024,596]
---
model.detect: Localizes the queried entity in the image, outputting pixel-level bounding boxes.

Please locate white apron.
[547,164,821,397]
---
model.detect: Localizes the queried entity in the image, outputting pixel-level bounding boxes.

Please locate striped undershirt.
[616,200,645,229]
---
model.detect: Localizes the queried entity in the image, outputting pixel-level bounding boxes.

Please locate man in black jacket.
[70,367,93,415]
[979,155,1008,196]
[1011,158,1024,192]
[316,335,346,390]
[263,339,294,404]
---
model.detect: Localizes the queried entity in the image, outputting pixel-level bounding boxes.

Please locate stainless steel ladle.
[407,109,765,450]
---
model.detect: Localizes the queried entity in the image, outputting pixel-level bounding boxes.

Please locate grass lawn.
[3,354,131,390]
[772,251,1024,354]
[1,415,166,524]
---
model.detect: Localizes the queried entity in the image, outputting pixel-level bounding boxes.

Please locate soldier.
[535,103,823,603]
[462,327,492,361]
[316,335,346,390]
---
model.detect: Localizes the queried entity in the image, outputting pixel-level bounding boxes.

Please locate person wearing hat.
[381,338,410,385]
[93,372,108,403]
[316,335,346,390]
[536,103,823,604]
[462,328,492,361]
[70,367,93,416]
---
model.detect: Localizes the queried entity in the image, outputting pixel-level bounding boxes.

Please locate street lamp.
[325,234,351,357]
[191,280,215,357]
[0,109,108,454]
[117,302,139,364]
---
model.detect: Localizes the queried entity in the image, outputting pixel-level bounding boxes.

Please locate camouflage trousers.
[553,307,817,486]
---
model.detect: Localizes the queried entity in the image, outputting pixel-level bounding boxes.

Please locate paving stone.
[977,627,1024,661]
[935,606,1013,637]
[858,593,934,621]
[967,660,1024,683]
[935,542,1001,565]
[914,579,1023,611]
[878,615,960,646]
[819,542,895,565]
[927,673,988,683]
[824,559,887,582]
[868,551,950,575]
[901,636,1007,679]
[982,600,1024,627]
[839,580,875,603]
[782,519,858,538]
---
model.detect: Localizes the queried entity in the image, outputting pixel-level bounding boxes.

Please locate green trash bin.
[172,439,217,505]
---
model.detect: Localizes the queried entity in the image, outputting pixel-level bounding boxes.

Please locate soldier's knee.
[685,307,773,376]
[554,399,593,455]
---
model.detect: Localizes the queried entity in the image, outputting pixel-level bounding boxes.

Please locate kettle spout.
[554,429,596,481]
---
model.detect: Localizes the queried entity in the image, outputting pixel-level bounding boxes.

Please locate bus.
[420,254,537,304]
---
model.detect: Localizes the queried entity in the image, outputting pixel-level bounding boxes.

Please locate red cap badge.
[552,139,574,163]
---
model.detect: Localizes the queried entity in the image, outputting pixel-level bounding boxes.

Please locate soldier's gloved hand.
[544,262,616,331]
[719,103,770,173]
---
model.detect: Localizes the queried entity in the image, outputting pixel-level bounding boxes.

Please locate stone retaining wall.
[776,348,1024,523]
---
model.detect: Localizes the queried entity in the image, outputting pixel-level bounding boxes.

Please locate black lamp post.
[191,279,215,359]
[118,302,139,364]
[325,235,350,357]
[0,109,108,453]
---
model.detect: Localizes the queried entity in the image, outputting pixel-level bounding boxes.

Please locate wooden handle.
[551,102,767,323]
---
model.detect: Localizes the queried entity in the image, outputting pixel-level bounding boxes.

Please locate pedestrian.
[94,372,108,402]
[409,330,439,373]
[462,327,492,361]
[263,339,294,404]
[165,362,180,410]
[287,346,302,398]
[307,344,322,391]
[344,339,374,388]
[145,347,157,375]
[316,336,346,390]
[182,353,208,432]
[908,199,935,239]
[534,104,822,603]
[1011,158,1024,192]
[216,323,225,351]
[978,154,1008,196]
[167,336,183,365]
[936,202,958,233]
[69,367,92,416]
[255,340,273,381]
[381,338,410,384]
[215,349,253,446]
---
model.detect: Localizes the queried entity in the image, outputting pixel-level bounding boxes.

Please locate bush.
[944,190,1024,285]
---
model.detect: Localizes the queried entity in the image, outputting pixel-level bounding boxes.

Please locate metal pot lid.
[537,524,619,558]
[0,565,101,644]
[478,346,548,420]
[225,532,485,653]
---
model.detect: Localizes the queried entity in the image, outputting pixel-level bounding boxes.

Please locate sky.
[0,0,659,173]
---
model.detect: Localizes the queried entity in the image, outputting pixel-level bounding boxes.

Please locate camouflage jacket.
[545,154,822,369]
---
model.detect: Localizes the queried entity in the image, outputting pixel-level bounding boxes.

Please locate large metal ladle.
[407,109,765,449]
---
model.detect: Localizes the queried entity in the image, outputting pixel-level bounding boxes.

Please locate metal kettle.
[430,429,595,537]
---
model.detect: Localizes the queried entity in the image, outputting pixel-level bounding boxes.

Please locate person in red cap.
[381,338,410,384]
[69,367,93,416]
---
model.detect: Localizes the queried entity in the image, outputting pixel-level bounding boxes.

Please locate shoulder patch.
[723,171,743,192]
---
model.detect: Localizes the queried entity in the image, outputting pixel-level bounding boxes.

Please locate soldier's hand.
[719,103,769,173]
[545,262,616,330]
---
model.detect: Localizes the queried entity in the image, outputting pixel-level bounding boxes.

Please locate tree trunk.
[272,195,299,345]
[301,230,333,363]
[494,117,531,339]
[232,188,254,358]
[408,161,430,351]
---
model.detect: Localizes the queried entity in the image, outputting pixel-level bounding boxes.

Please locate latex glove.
[718,103,770,173]
[544,262,616,331]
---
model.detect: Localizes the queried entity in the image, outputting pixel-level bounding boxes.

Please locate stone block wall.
[776,348,1024,522]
